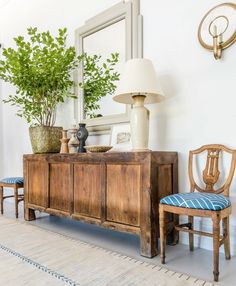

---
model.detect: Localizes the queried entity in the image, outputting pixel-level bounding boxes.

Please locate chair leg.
[212,214,220,282]
[0,186,3,214]
[173,214,179,245]
[159,205,166,264]
[188,216,194,251]
[223,216,231,260]
[14,186,19,219]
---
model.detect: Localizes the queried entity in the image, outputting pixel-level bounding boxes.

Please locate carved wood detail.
[203,149,220,191]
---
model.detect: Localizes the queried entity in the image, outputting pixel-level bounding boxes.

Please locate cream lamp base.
[131,95,149,150]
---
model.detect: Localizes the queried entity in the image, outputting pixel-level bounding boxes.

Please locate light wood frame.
[159,144,236,282]
[74,0,143,134]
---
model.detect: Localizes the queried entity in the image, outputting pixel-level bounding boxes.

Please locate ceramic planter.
[29,126,63,154]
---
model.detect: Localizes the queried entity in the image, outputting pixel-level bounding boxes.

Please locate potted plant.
[0,27,79,153]
[79,53,120,118]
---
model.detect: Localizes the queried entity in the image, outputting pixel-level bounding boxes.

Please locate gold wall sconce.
[198,3,236,60]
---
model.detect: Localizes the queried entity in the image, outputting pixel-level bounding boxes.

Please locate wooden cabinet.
[24,151,178,257]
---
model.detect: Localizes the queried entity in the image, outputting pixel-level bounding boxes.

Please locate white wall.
[141,0,236,254]
[1,0,236,254]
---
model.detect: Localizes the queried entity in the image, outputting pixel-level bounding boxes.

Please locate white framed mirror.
[74,0,143,134]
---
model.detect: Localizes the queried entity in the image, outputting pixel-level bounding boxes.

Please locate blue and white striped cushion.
[160,193,230,211]
[0,177,24,185]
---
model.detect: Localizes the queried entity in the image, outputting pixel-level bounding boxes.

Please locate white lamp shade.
[113,58,164,104]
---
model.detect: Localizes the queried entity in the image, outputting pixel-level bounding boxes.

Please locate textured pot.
[29,126,63,154]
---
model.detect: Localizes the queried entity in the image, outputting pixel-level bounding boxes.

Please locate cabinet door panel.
[157,164,173,223]
[106,164,141,226]
[49,163,71,212]
[157,164,173,200]
[28,161,48,207]
[74,164,102,218]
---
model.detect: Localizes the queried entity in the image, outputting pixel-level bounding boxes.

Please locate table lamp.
[113,58,164,150]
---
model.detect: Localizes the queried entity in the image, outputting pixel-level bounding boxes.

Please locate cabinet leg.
[140,230,158,258]
[24,207,36,221]
[167,214,179,245]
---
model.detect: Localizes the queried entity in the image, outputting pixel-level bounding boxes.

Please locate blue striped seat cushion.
[0,177,24,185]
[160,193,230,211]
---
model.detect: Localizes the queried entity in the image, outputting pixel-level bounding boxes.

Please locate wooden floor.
[2,201,236,285]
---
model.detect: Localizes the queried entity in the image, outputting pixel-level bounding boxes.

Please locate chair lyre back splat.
[203,149,220,191]
[188,144,236,196]
[160,144,236,282]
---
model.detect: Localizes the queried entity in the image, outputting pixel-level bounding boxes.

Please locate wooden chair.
[0,177,24,218]
[159,144,236,282]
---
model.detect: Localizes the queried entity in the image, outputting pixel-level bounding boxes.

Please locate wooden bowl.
[84,145,112,153]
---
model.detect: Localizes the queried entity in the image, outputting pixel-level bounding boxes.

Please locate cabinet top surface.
[24,151,178,164]
[24,151,177,157]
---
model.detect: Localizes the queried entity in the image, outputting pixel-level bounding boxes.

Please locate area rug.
[0,217,213,286]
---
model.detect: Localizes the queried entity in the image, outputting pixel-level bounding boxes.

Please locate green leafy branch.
[0,27,79,126]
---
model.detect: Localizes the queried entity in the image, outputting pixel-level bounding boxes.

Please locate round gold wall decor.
[198,2,236,51]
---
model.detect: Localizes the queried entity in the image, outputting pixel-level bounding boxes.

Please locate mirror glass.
[82,19,126,119]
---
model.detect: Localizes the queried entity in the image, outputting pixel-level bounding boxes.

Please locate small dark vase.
[77,123,88,153]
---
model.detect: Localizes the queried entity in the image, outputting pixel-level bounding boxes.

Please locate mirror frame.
[74,0,143,134]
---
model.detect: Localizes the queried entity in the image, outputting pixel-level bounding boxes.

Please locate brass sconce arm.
[209,16,229,60]
[213,35,222,60]
[212,32,223,60]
